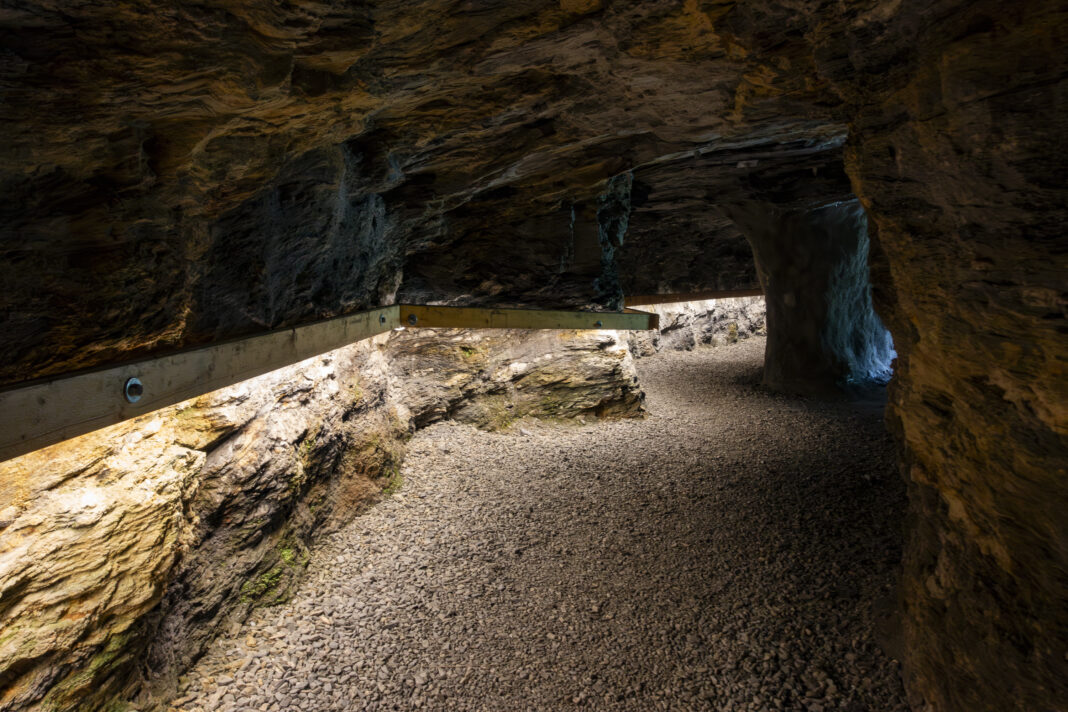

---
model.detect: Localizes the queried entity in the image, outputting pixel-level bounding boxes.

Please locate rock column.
[724,200,894,394]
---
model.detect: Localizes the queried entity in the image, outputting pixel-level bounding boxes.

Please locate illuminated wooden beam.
[0,306,400,464]
[0,304,656,462]
[402,304,658,331]
[624,288,764,307]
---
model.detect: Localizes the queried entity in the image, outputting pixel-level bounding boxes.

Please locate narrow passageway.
[174,338,908,712]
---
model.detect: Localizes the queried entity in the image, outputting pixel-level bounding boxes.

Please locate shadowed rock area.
[0,1,1065,711]
[726,200,894,394]
[0,0,847,384]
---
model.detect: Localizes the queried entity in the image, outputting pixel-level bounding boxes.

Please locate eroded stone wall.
[0,328,643,712]
[0,2,1064,711]
[725,200,894,394]
[627,297,766,357]
[802,5,1068,710]
[0,0,844,387]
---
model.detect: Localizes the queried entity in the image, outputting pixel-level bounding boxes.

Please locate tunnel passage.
[170,336,911,712]
[724,200,895,394]
[0,2,1064,712]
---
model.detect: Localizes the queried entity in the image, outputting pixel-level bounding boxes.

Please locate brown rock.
[0,328,644,711]
[0,2,1064,711]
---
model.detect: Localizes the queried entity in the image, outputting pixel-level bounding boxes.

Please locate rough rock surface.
[168,337,909,712]
[0,328,642,712]
[618,140,852,299]
[389,328,643,428]
[627,296,766,357]
[0,0,844,386]
[1,2,1065,711]
[725,201,893,393]
[0,335,397,712]
[802,5,1068,710]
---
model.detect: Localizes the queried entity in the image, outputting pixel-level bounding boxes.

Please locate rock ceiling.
[0,0,847,385]
[0,2,1064,712]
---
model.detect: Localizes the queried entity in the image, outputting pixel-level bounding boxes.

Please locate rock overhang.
[0,0,845,386]
[1,2,1065,712]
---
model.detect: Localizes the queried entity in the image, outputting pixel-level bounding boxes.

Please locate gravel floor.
[169,337,909,712]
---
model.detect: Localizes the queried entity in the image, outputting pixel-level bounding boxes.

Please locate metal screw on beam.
[594,320,603,327]
[408,313,418,325]
[124,377,144,404]
[379,314,387,324]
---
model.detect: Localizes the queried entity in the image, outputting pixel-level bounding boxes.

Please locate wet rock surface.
[169,338,908,712]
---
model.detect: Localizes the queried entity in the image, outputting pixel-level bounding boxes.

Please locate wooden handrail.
[624,288,763,307]
[0,305,657,462]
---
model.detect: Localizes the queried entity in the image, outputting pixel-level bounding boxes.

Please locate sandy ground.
[170,337,908,712]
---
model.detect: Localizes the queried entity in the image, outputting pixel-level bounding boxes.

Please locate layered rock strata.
[0,328,642,712]
[0,2,1064,711]
[627,296,766,357]
[0,0,843,386]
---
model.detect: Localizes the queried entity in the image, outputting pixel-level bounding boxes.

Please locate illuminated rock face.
[0,337,400,711]
[0,2,1064,711]
[627,297,766,357]
[388,328,643,428]
[726,200,894,393]
[0,329,642,711]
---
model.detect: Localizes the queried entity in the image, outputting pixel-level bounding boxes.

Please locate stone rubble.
[627,297,766,357]
[168,337,908,712]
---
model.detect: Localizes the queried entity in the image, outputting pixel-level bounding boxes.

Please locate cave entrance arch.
[721,199,895,395]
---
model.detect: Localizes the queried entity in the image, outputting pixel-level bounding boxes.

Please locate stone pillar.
[723,199,894,394]
[552,173,633,311]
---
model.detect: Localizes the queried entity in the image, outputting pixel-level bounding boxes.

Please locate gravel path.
[170,337,909,712]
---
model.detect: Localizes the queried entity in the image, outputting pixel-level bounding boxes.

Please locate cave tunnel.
[0,2,1065,712]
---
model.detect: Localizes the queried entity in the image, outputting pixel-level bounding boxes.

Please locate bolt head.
[124,377,144,404]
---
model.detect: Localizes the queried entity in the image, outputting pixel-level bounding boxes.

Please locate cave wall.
[0,0,843,386]
[0,328,642,712]
[725,199,893,393]
[0,2,1065,711]
[0,337,400,712]
[627,296,766,357]
[618,137,855,298]
[794,4,1067,710]
[719,2,1068,704]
